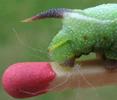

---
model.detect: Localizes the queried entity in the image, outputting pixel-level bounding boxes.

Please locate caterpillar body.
[23,4,117,68]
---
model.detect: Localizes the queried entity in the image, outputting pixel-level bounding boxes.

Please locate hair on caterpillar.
[72,64,101,100]
[12,28,49,59]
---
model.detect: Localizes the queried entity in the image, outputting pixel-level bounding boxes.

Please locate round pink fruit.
[2,62,56,98]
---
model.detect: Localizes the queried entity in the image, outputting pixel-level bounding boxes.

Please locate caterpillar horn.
[22,8,72,22]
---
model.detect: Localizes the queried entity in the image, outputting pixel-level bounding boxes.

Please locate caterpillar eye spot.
[83,35,88,40]
[103,36,107,40]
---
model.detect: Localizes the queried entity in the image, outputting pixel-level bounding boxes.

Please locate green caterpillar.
[23,4,117,68]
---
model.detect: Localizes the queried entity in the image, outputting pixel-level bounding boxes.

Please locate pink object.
[2,62,56,98]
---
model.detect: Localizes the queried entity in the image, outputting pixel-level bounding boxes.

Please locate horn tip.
[21,17,33,23]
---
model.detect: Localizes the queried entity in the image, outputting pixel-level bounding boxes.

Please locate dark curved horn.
[22,8,72,22]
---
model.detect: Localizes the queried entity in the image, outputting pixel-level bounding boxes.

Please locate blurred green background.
[0,0,117,100]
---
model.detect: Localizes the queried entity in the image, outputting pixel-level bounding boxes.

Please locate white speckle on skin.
[64,12,111,23]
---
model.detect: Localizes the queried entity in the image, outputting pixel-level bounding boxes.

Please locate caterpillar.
[23,4,117,68]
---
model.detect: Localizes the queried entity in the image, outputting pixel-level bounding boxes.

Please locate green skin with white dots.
[48,4,117,65]
[24,4,117,67]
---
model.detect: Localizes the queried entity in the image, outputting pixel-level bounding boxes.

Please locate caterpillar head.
[48,28,75,65]
[22,8,78,66]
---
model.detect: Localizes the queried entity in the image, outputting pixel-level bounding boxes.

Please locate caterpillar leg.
[61,58,75,67]
[96,53,105,60]
[104,50,117,70]
[96,53,117,70]
[104,59,117,70]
